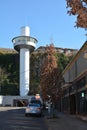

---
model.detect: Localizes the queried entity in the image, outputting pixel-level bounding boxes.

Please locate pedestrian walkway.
[76,114,87,121]
[44,110,87,130]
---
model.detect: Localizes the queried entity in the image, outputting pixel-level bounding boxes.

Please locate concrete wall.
[77,50,87,76]
[0,96,34,106]
[63,46,87,82]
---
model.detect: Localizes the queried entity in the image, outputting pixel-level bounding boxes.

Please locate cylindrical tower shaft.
[20,26,30,96]
[20,48,30,96]
[12,26,38,96]
[21,26,30,36]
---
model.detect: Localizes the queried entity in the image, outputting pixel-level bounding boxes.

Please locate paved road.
[0,107,48,130]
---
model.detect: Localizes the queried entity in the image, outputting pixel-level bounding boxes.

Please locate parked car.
[30,99,42,107]
[25,103,42,117]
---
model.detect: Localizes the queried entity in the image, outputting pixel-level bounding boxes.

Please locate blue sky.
[0,0,86,50]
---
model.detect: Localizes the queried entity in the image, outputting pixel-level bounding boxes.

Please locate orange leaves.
[40,44,63,103]
[66,0,87,29]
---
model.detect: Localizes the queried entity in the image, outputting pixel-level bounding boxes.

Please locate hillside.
[0,47,75,95]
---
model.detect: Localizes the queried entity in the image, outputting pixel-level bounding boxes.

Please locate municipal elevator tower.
[12,26,38,96]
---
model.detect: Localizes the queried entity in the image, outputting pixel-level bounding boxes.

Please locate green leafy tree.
[29,53,40,95]
[0,53,19,95]
[56,53,70,72]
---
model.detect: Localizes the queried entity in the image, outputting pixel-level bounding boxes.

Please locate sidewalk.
[44,110,87,130]
[76,114,87,122]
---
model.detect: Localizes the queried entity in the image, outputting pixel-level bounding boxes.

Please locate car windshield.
[29,104,40,107]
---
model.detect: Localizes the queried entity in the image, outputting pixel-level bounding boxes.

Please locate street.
[1,107,87,130]
[0,107,48,130]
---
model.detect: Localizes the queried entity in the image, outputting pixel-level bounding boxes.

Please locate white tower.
[12,26,38,96]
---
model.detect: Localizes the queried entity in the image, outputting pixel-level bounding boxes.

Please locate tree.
[0,53,19,95]
[66,0,87,29]
[40,44,63,105]
[56,53,70,72]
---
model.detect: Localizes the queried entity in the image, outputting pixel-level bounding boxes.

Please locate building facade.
[61,41,87,115]
[36,46,78,56]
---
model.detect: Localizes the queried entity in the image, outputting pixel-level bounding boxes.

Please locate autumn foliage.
[40,44,62,104]
[66,0,87,29]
